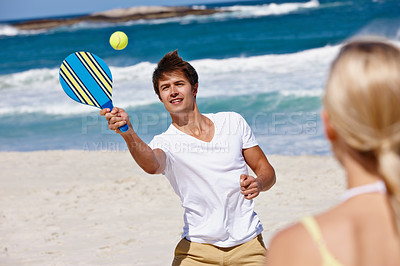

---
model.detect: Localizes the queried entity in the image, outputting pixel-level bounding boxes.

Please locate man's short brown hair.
[152,50,198,98]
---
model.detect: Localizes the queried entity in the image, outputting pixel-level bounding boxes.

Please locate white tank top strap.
[340,180,387,202]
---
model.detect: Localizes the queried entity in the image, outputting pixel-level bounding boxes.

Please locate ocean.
[0,0,399,155]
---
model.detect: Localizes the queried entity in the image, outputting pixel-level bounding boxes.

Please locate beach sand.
[0,150,345,265]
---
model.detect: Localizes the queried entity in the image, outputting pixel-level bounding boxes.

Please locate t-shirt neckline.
[169,113,216,144]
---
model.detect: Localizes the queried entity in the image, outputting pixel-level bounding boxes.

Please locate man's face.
[158,71,198,115]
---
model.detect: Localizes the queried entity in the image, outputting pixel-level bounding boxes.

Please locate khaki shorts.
[172,234,267,266]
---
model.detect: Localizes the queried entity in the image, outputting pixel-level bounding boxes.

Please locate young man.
[101,50,276,265]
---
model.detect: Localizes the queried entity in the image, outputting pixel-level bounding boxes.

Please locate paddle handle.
[102,101,129,132]
[119,124,129,132]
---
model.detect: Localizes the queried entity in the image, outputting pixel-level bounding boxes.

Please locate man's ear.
[192,83,198,97]
[321,109,337,141]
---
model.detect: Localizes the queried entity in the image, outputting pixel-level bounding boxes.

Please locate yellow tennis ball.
[109,31,128,50]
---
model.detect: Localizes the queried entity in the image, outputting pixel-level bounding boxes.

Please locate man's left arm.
[240,146,276,200]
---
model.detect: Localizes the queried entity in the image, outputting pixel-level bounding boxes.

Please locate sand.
[0,150,346,265]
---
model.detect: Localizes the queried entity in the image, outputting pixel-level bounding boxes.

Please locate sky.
[0,0,245,21]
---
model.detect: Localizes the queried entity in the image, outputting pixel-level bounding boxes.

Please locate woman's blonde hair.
[324,37,400,232]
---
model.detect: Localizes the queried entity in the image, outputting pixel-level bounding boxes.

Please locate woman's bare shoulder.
[267,221,318,265]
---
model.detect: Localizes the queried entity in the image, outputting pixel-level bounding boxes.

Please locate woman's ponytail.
[377,141,400,233]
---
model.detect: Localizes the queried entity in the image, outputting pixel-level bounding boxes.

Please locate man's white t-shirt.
[148,112,263,247]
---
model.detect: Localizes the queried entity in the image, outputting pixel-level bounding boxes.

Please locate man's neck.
[170,105,202,128]
[170,106,214,142]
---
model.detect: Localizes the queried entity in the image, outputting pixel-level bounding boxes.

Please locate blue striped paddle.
[59,51,129,132]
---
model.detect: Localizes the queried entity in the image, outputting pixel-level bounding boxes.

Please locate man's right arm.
[100,107,166,174]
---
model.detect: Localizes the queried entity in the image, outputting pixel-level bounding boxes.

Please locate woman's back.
[318,192,400,265]
[268,38,400,266]
[269,183,400,265]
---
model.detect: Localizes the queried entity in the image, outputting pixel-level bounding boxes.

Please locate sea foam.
[217,0,320,18]
[0,0,322,37]
[0,44,340,116]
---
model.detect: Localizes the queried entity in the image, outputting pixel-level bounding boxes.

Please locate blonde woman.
[268,39,400,265]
